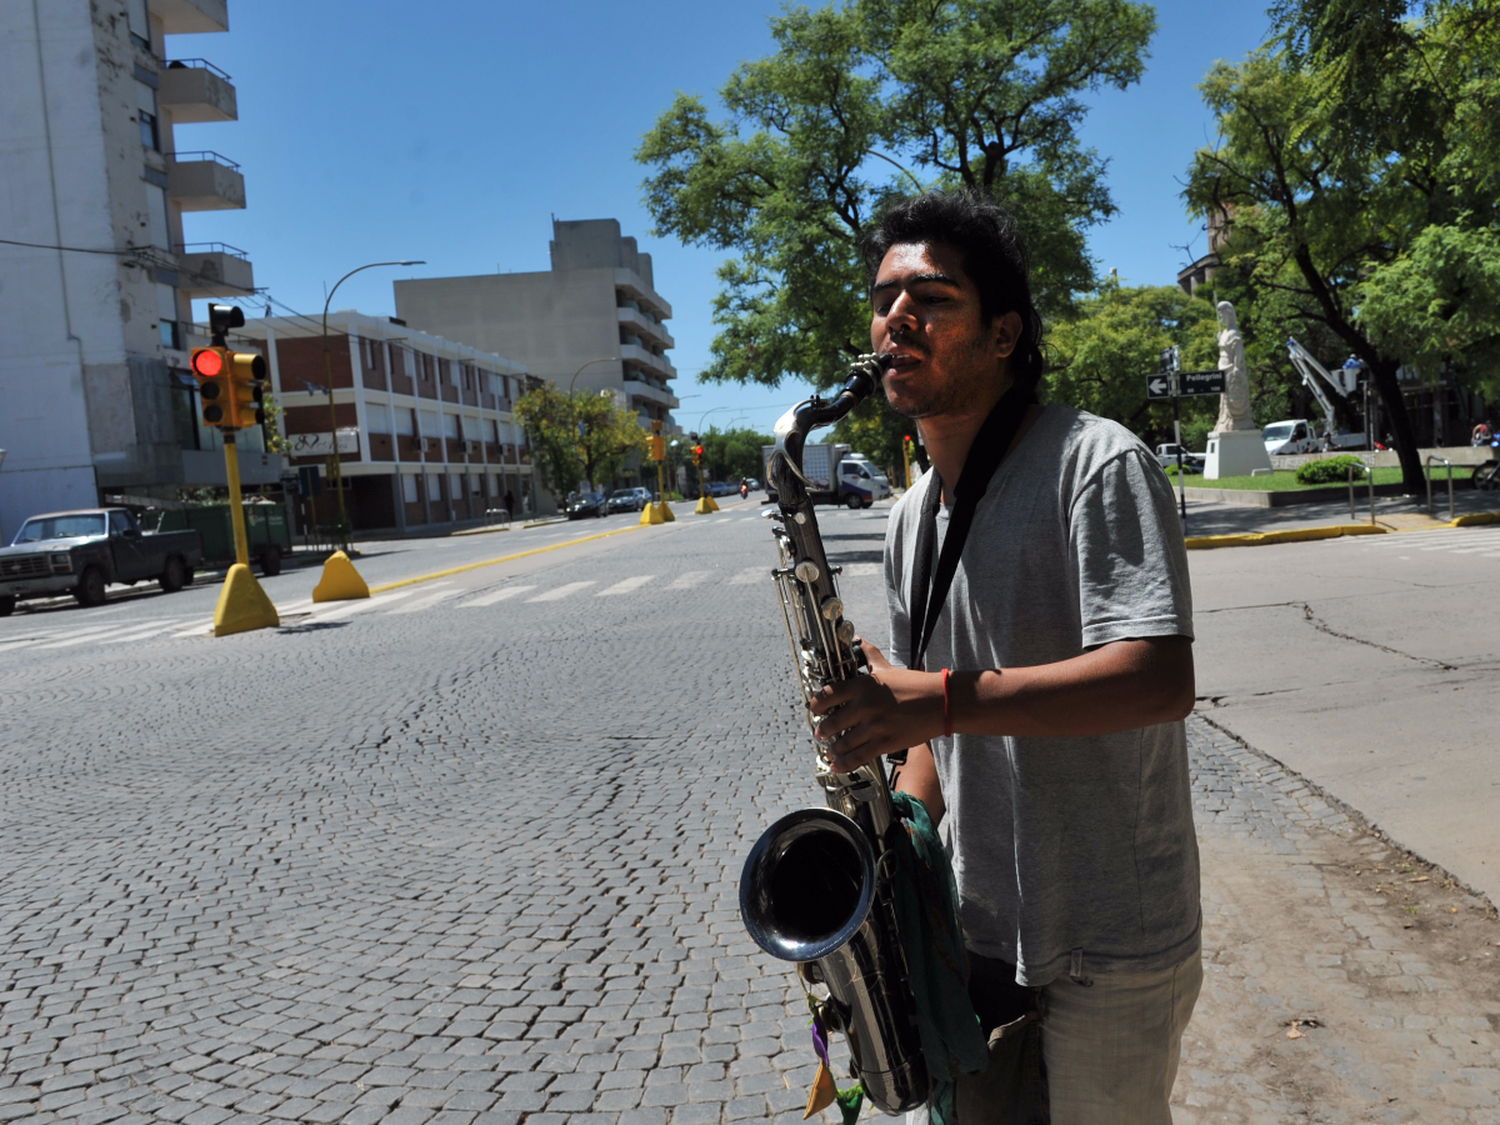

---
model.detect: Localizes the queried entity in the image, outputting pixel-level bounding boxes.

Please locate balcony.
[152,0,228,35]
[616,306,675,350]
[159,59,237,123]
[613,268,673,320]
[167,151,245,211]
[620,343,677,382]
[175,242,254,297]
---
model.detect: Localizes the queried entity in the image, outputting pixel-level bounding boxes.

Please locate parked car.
[1154,443,1205,472]
[0,507,204,614]
[607,487,651,513]
[565,492,609,520]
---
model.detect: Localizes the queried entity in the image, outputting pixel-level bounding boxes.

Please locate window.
[427,472,442,499]
[450,473,462,501]
[146,185,171,251]
[403,475,418,505]
[442,414,459,439]
[136,81,159,150]
[157,282,180,349]
[126,0,150,47]
[395,409,415,437]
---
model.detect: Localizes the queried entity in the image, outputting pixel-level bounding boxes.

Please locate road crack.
[1296,602,1456,671]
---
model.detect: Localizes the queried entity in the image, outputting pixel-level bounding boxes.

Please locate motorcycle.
[1472,436,1500,490]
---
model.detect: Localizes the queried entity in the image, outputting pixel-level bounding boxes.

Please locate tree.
[1185,0,1500,490]
[1043,282,1221,447]
[638,0,1155,392]
[700,426,775,484]
[514,385,649,498]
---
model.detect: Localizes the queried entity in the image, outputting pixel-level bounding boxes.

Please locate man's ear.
[992,311,1024,360]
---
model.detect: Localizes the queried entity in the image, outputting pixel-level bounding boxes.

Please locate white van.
[1262,419,1320,456]
[837,456,892,507]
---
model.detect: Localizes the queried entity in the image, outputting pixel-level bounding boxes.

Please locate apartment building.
[0,0,264,541]
[392,219,681,460]
[237,314,546,532]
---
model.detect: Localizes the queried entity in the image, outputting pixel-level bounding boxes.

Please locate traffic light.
[650,435,666,462]
[191,346,231,426]
[692,444,704,467]
[226,350,267,429]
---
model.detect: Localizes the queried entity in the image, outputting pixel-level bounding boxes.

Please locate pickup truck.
[0,507,203,615]
[1155,443,1205,471]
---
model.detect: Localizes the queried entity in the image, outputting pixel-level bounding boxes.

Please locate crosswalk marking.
[387,586,458,615]
[96,621,188,645]
[527,581,594,602]
[35,622,170,650]
[729,567,767,585]
[465,586,536,607]
[597,575,654,596]
[301,590,417,624]
[667,571,708,590]
[840,562,882,578]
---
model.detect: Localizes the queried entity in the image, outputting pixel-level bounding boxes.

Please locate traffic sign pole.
[1173,394,1187,532]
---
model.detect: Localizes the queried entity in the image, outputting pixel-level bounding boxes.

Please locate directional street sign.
[1146,373,1177,400]
[1179,369,1228,397]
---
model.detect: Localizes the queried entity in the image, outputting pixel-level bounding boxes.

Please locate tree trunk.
[1369,360,1426,494]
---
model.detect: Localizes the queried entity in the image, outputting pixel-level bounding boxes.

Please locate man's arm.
[810,635,1195,774]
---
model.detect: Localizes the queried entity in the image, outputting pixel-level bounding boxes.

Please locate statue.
[1214,301,1255,431]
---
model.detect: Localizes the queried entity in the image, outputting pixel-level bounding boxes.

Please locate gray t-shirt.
[885,405,1200,987]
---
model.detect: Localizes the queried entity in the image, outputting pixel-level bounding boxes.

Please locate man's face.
[870,241,1021,420]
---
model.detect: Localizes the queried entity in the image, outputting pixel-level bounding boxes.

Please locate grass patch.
[1185,467,1405,492]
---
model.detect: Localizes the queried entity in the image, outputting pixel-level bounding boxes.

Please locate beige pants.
[1040,949,1203,1125]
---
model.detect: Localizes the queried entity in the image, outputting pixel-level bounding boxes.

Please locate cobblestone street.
[2,509,1497,1125]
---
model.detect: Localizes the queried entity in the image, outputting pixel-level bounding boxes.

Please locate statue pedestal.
[1205,429,1273,479]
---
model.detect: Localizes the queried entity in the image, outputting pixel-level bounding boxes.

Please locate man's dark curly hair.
[862,191,1045,398]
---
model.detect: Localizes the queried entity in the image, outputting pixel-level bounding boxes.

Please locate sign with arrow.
[1146,374,1177,400]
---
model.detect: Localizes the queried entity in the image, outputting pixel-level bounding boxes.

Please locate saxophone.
[739,353,930,1115]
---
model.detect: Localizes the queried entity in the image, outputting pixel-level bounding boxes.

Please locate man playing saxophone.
[809,191,1201,1125]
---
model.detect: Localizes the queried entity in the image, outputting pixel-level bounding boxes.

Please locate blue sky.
[174,0,1275,435]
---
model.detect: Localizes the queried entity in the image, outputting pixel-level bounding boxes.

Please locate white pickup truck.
[1154,443,1205,471]
[1262,419,1366,455]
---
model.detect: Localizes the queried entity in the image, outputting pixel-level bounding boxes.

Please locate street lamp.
[568,356,618,394]
[321,259,424,552]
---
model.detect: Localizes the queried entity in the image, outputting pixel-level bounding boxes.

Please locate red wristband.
[942,667,953,738]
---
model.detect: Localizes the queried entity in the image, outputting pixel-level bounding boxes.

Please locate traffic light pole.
[220,430,252,567]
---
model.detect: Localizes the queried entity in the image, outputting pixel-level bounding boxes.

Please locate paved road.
[1190,523,1500,903]
[3,497,1498,1125]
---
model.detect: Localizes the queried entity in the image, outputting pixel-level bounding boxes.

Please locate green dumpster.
[145,504,291,576]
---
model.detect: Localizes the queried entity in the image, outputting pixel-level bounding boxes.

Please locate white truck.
[763,443,893,508]
[1154,443,1205,471]
[1261,419,1367,456]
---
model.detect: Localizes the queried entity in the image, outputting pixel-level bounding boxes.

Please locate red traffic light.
[693,445,704,457]
[192,349,224,377]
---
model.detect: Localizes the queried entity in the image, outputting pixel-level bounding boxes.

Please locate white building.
[0,0,261,542]
[392,218,681,457]
[236,313,547,531]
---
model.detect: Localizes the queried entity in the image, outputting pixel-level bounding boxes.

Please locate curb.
[1186,510,1500,549]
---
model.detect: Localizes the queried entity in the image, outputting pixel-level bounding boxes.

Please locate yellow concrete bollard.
[213,563,280,636]
[312,550,371,602]
[695,494,720,515]
[656,501,675,522]
[639,502,664,526]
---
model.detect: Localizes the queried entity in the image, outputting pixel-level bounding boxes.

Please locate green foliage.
[637,0,1155,390]
[699,426,775,483]
[1294,454,1367,485]
[1183,0,1500,491]
[1042,282,1220,442]
[514,385,649,498]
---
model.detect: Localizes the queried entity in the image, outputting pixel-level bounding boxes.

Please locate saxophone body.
[739,354,930,1115]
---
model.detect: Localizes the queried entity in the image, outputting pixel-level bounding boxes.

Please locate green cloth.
[890,791,989,1125]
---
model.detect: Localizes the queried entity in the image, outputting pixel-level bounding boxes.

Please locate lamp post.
[569,356,618,394]
[321,259,424,553]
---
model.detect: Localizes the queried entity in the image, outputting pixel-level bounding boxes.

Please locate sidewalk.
[1181,487,1500,540]
[1178,716,1500,1124]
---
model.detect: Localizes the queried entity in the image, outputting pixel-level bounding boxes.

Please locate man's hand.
[808,639,944,773]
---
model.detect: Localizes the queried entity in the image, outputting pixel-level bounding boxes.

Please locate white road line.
[33,623,161,649]
[304,589,417,622]
[597,575,654,596]
[728,567,767,585]
[96,621,188,645]
[527,581,595,602]
[465,586,537,607]
[666,571,708,590]
[385,587,460,615]
[839,562,882,577]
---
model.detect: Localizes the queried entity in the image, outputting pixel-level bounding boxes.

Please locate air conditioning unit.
[465,440,480,456]
[424,437,441,455]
